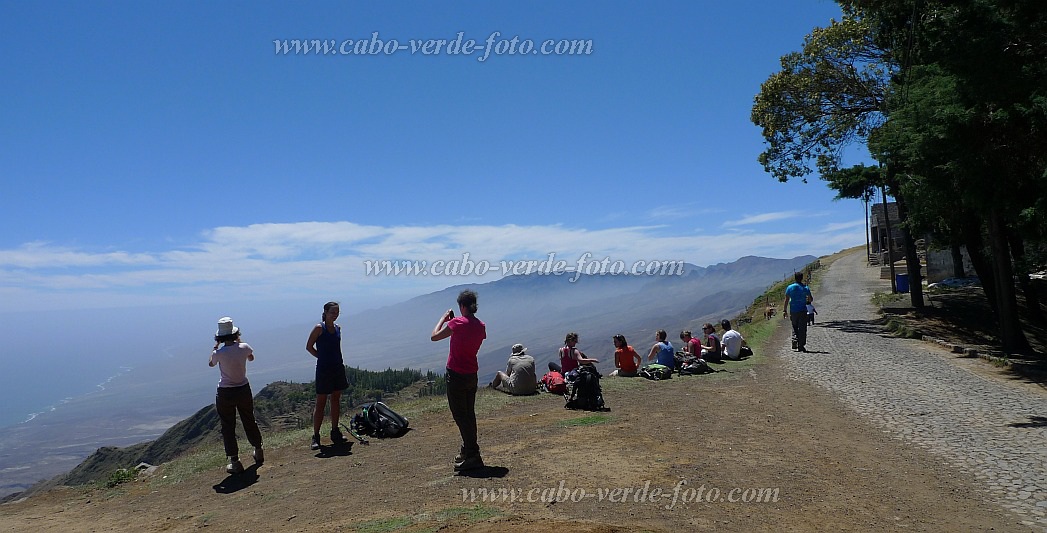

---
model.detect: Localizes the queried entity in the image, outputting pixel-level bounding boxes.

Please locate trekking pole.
[341,422,369,445]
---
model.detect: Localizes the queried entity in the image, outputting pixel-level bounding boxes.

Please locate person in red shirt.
[431,290,487,472]
[559,332,599,375]
[611,334,641,377]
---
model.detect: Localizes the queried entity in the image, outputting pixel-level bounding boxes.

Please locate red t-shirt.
[446,315,486,374]
[687,337,702,355]
[560,345,579,374]
[615,346,640,373]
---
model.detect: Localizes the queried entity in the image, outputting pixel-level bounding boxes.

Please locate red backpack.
[540,371,568,394]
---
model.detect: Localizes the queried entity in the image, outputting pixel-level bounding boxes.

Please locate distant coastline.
[17,366,133,425]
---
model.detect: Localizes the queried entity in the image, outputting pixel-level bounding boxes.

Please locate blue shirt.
[656,341,675,367]
[786,283,812,314]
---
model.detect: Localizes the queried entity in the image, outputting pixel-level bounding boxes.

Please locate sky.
[0,0,867,409]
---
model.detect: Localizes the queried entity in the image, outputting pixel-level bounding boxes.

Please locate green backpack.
[640,363,672,380]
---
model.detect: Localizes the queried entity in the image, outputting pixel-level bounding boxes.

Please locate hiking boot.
[454,454,484,472]
[252,447,264,465]
[226,457,244,475]
[310,434,321,450]
[799,346,808,353]
[330,427,348,445]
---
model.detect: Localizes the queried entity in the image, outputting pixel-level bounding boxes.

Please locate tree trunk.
[987,211,1031,353]
[1007,231,1044,324]
[960,216,998,314]
[894,198,924,309]
[950,244,966,278]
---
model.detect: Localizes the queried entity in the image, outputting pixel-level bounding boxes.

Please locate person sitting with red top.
[697,323,722,363]
[611,334,641,377]
[680,330,703,358]
[558,332,599,375]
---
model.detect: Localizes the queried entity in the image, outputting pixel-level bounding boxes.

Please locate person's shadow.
[213,464,260,493]
[315,441,354,458]
[456,465,509,479]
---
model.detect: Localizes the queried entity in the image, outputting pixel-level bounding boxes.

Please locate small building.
[869,202,905,265]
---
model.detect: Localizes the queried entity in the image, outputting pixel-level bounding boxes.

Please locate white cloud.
[0,220,862,312]
[819,219,865,233]
[722,211,805,228]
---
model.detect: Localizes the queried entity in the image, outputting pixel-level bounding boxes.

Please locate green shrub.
[104,467,137,488]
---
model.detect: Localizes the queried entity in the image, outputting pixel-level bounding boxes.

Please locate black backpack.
[564,365,607,411]
[678,358,715,375]
[350,401,409,439]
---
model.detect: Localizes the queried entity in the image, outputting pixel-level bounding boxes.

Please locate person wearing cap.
[720,319,749,361]
[209,317,264,475]
[490,343,538,395]
[306,301,350,450]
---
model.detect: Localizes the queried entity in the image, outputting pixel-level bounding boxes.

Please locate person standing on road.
[209,317,264,475]
[306,301,350,450]
[783,272,813,352]
[431,290,487,472]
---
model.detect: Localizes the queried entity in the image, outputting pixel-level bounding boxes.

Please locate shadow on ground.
[213,465,260,494]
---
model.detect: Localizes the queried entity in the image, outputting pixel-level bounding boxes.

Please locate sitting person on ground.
[680,330,703,358]
[697,323,722,363]
[646,329,676,370]
[720,319,749,360]
[610,334,642,377]
[490,344,538,395]
[559,332,599,375]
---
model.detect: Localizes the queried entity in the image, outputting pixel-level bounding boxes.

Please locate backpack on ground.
[349,401,409,440]
[540,371,568,394]
[678,358,715,375]
[564,365,607,411]
[674,351,692,371]
[640,363,672,380]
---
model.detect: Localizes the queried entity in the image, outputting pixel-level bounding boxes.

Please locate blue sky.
[1,0,863,322]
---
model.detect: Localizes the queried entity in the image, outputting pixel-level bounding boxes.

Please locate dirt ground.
[0,319,1036,533]
[880,284,1047,383]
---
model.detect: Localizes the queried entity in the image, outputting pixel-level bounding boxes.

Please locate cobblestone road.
[781,250,1047,531]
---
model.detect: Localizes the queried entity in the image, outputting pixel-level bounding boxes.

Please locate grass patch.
[350,505,499,532]
[558,414,612,427]
[352,516,414,532]
[884,317,920,339]
[195,512,217,527]
[431,505,500,522]
[872,291,907,308]
[152,447,225,486]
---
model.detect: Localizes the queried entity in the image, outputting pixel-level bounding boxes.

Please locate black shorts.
[315,366,349,395]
